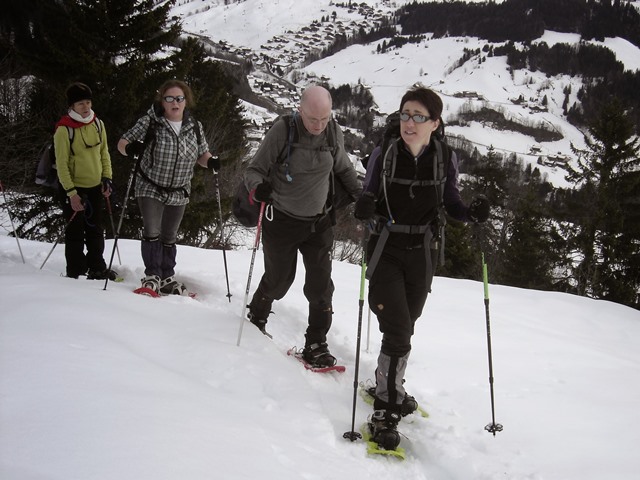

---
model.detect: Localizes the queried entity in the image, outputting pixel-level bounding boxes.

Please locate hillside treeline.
[399,0,640,47]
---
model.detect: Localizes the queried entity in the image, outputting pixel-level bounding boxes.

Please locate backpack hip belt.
[365,221,435,280]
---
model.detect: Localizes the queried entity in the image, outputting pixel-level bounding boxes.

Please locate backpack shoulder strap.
[66,126,75,156]
[275,114,295,164]
[327,118,339,159]
[94,117,103,136]
[190,115,203,146]
[378,137,398,195]
[142,116,158,149]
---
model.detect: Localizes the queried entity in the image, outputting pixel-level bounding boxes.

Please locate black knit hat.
[66,82,92,106]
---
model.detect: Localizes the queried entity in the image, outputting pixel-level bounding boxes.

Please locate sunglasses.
[163,95,186,103]
[399,112,432,123]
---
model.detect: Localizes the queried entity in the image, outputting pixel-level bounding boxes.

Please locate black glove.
[101,177,113,193]
[253,181,273,203]
[125,141,145,158]
[207,156,221,171]
[354,191,377,221]
[468,195,490,223]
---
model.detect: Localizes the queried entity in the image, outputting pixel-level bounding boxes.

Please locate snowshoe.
[86,268,119,281]
[287,347,345,373]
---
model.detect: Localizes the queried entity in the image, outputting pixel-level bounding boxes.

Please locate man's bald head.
[299,86,333,135]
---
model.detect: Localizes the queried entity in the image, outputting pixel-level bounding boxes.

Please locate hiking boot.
[366,386,419,417]
[66,268,87,279]
[401,394,419,416]
[140,274,161,293]
[247,295,272,334]
[369,409,401,450]
[87,268,118,281]
[247,307,269,333]
[159,276,187,296]
[302,342,337,368]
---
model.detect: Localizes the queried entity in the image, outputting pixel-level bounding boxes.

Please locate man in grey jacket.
[244,85,361,367]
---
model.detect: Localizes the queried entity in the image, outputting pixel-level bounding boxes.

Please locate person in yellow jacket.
[54,82,117,280]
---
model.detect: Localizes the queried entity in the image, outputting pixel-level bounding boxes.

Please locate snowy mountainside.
[171,0,640,188]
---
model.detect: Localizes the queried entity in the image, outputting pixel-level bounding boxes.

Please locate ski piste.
[133,287,197,299]
[286,347,346,373]
[359,383,429,418]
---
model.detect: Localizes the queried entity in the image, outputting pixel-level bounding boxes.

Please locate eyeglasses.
[163,95,186,103]
[399,112,432,123]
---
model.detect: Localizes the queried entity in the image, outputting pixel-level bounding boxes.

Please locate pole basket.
[343,431,362,442]
[485,422,503,435]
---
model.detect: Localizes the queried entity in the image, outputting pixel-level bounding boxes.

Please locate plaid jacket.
[122,105,209,206]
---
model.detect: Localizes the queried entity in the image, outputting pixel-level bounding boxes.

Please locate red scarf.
[55,113,97,130]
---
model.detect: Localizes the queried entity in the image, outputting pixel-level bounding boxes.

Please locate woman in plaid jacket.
[117,80,220,295]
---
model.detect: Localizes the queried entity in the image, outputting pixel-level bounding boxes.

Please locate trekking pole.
[482,252,503,436]
[40,211,78,270]
[103,157,139,291]
[213,171,232,302]
[237,201,266,347]
[343,231,368,442]
[105,195,121,265]
[0,181,25,264]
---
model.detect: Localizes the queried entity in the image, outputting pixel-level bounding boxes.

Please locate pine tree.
[564,99,640,306]
[1,0,247,248]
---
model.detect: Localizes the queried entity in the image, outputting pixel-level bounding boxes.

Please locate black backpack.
[35,120,103,189]
[232,113,353,228]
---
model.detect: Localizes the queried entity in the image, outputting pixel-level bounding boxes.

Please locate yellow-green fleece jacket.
[54,115,112,197]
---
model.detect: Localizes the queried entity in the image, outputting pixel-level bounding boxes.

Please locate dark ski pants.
[137,197,186,278]
[368,241,434,356]
[368,240,435,409]
[60,184,107,277]
[251,208,335,345]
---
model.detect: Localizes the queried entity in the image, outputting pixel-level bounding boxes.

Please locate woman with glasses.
[353,86,490,450]
[117,79,219,295]
[54,82,117,280]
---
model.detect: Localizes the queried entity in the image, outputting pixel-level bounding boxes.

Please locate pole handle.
[482,252,489,300]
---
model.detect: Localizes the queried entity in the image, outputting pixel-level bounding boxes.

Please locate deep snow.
[1,231,639,480]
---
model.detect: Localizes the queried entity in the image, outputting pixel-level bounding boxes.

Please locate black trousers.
[59,185,106,277]
[252,208,335,344]
[367,239,435,357]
